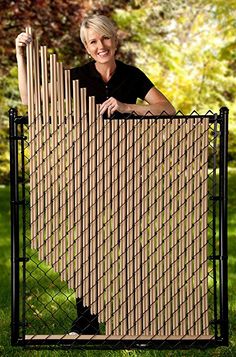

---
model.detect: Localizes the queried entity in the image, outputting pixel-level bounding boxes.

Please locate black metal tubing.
[212,117,219,339]
[20,121,27,343]
[15,338,222,350]
[219,107,229,345]
[16,114,218,124]
[9,108,20,345]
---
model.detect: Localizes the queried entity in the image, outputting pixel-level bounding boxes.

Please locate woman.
[16,14,175,116]
[15,14,175,335]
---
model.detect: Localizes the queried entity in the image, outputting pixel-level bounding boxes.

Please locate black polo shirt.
[70,60,154,106]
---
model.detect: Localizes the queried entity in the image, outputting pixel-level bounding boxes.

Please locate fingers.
[100,97,118,117]
[16,32,32,47]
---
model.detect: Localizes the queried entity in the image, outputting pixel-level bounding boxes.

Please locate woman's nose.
[97,39,105,48]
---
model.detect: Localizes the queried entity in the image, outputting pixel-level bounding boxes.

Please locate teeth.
[98,50,108,56]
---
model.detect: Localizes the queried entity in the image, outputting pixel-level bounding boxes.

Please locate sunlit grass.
[0,169,236,356]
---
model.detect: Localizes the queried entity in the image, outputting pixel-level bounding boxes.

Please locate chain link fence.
[9,107,228,350]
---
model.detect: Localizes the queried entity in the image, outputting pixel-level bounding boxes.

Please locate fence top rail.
[11,108,225,125]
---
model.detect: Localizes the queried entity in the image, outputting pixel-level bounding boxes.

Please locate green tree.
[113,0,236,164]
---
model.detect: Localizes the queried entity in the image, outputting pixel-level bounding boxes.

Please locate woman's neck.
[95,60,117,83]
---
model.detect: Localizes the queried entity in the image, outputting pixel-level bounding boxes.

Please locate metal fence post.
[219,106,229,345]
[9,107,20,345]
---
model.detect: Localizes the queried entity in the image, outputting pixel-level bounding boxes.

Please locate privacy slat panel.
[27,36,212,340]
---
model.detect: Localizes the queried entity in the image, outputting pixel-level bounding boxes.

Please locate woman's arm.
[100,87,176,117]
[128,87,176,115]
[15,32,32,105]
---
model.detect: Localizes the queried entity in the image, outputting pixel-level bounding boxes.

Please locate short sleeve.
[70,67,77,81]
[134,67,154,100]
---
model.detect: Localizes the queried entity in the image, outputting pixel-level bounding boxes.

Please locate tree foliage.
[0,0,236,182]
[0,0,130,70]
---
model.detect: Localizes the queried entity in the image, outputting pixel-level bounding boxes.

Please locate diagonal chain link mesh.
[29,114,210,338]
[12,110,223,349]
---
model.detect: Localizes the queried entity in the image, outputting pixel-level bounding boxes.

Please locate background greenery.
[1,0,236,355]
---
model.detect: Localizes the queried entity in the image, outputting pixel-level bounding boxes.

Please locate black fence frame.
[9,107,229,350]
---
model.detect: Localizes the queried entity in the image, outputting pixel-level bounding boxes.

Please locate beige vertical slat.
[105,117,113,333]
[133,119,142,336]
[50,54,59,271]
[61,69,70,281]
[33,39,40,120]
[80,87,90,306]
[41,46,49,132]
[66,70,75,290]
[163,120,171,336]
[68,76,74,288]
[35,40,44,261]
[73,79,82,298]
[104,118,112,335]
[193,119,202,335]
[88,96,98,314]
[201,118,209,335]
[185,118,194,335]
[40,45,46,262]
[171,118,179,335]
[156,118,164,335]
[59,69,67,280]
[56,62,64,275]
[126,119,135,335]
[96,105,105,322]
[178,119,187,336]
[110,118,120,334]
[57,62,64,126]
[141,119,150,335]
[33,38,44,260]
[40,45,51,266]
[26,27,37,250]
[119,119,127,336]
[148,119,158,336]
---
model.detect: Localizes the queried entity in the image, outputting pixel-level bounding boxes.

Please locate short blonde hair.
[80,14,117,46]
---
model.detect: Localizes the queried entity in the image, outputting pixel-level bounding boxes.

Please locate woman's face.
[85,28,117,64]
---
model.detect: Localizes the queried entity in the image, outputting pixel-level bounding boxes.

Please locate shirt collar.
[89,60,120,82]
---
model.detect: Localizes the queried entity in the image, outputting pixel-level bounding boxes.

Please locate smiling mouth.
[98,50,109,57]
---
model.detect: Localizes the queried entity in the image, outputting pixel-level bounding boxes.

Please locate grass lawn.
[0,169,236,356]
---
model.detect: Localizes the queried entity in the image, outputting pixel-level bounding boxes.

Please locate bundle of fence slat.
[27,31,210,337]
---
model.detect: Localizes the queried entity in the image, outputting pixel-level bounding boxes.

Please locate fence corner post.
[219,106,229,345]
[9,107,20,345]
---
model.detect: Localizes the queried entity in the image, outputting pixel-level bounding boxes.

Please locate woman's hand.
[15,32,32,105]
[15,32,32,56]
[100,97,128,117]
